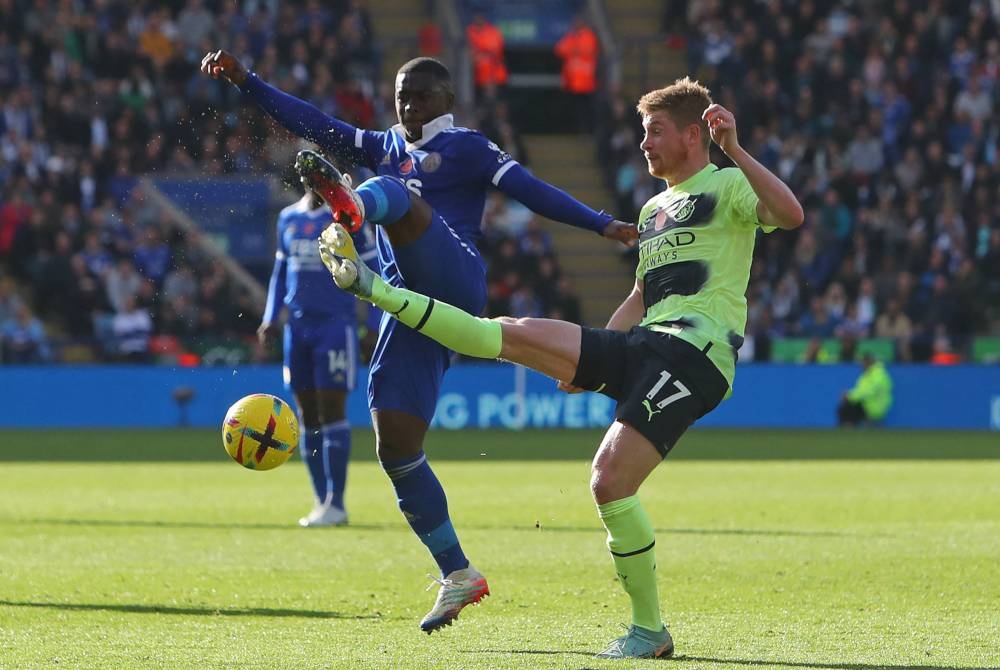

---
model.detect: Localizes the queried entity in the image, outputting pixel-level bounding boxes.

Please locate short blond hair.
[637,77,713,149]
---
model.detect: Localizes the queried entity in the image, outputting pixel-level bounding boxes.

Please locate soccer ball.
[222,394,299,470]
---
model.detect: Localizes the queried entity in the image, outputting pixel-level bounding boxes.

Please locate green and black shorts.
[571,326,729,457]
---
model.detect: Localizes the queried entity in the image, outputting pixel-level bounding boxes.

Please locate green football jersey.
[636,162,772,390]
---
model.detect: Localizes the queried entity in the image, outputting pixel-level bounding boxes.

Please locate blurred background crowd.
[0,0,571,364]
[1,0,999,365]
[601,0,1000,362]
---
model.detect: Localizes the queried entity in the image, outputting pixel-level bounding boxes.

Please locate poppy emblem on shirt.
[400,157,415,174]
[654,209,669,231]
[302,222,315,236]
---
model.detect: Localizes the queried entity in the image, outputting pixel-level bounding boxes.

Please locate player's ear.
[686,123,699,145]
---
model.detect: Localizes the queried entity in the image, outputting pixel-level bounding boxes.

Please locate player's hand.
[200,50,248,87]
[602,220,639,247]
[703,104,740,156]
[257,321,279,348]
[557,380,585,394]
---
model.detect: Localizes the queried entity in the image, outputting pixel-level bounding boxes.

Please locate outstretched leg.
[320,223,682,656]
[296,148,432,246]
[319,221,583,382]
[299,152,491,633]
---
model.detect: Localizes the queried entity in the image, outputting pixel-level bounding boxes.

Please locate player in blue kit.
[259,188,379,528]
[202,49,637,632]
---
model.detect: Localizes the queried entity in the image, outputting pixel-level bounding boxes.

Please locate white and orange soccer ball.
[222,394,299,470]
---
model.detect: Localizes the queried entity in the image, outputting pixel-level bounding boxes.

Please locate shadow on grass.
[11,517,861,538]
[471,650,992,670]
[9,517,399,532]
[0,599,381,620]
[674,655,995,670]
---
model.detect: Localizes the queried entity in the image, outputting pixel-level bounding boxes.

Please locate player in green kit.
[316,77,803,658]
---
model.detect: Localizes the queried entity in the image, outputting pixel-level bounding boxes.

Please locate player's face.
[395,71,453,142]
[640,111,690,180]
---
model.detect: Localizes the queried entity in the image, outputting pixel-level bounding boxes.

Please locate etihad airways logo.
[643,230,696,253]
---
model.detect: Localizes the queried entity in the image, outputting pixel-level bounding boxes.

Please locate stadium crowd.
[4,1,999,365]
[603,0,1000,362]
[0,0,377,362]
[0,0,565,364]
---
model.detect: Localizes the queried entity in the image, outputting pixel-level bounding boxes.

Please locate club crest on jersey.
[642,194,716,233]
[674,199,697,223]
[421,152,442,173]
[487,140,513,164]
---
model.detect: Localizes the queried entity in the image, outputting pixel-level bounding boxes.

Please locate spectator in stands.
[798,295,840,338]
[104,258,143,315]
[874,297,914,362]
[418,19,444,57]
[661,0,690,37]
[110,294,153,362]
[0,272,22,318]
[64,254,108,338]
[80,232,114,279]
[549,276,582,324]
[33,231,76,322]
[837,352,893,427]
[466,13,508,101]
[133,226,172,287]
[0,188,32,260]
[555,14,600,132]
[1,302,51,363]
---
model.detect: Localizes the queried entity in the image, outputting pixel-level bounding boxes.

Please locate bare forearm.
[726,145,804,229]
[606,284,644,331]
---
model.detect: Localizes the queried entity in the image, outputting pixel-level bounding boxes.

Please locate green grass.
[3,428,999,461]
[1,430,999,669]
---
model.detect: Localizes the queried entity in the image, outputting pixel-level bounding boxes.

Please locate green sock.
[597,495,664,632]
[369,281,502,359]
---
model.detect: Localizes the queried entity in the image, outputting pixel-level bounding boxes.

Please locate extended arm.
[606,279,645,331]
[258,251,287,348]
[261,252,286,327]
[496,163,638,244]
[703,104,804,230]
[201,50,375,169]
[732,146,804,230]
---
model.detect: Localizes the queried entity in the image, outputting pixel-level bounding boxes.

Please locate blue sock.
[381,451,469,576]
[356,176,411,226]
[300,426,330,504]
[321,420,350,510]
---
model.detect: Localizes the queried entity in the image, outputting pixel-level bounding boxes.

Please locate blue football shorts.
[367,212,487,423]
[283,315,358,393]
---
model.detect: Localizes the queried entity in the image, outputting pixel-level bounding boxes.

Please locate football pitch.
[2,429,998,670]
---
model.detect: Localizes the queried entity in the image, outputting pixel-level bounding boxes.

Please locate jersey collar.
[667,162,717,192]
[393,113,454,151]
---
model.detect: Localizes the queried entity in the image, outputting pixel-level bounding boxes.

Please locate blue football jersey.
[353,114,515,243]
[263,194,378,322]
